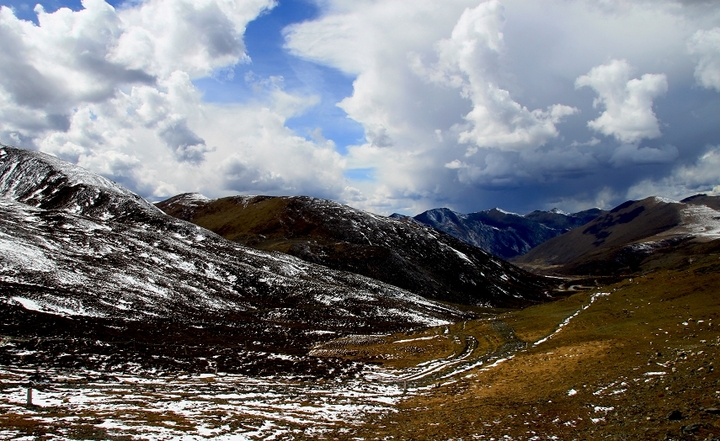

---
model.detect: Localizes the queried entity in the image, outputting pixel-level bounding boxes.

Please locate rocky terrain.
[2,242,718,440]
[405,206,603,260]
[157,193,554,307]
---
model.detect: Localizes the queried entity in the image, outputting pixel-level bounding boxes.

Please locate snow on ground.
[533,292,611,347]
[677,205,720,239]
[0,366,405,440]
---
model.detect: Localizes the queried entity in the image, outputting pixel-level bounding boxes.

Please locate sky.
[0,0,719,216]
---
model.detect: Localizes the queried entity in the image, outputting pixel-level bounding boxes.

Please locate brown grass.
[336,254,720,440]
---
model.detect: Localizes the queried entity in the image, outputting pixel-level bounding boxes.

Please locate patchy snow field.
[0,366,405,440]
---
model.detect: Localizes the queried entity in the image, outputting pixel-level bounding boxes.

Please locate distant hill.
[404,207,604,260]
[514,196,720,275]
[157,193,556,308]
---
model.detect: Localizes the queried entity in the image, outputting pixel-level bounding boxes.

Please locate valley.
[2,257,718,440]
[1,144,719,440]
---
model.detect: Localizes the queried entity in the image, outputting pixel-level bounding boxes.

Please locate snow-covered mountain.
[157,193,556,308]
[0,144,472,373]
[0,146,159,221]
[405,206,604,260]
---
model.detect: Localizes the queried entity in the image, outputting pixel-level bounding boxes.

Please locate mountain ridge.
[0,144,473,375]
[405,205,605,260]
[157,192,557,308]
[515,195,720,275]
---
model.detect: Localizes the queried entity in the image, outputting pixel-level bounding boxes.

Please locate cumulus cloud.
[575,59,668,144]
[412,1,577,152]
[0,0,353,201]
[0,1,155,109]
[285,0,585,213]
[627,146,720,199]
[0,0,270,135]
[158,118,212,164]
[109,0,274,78]
[0,0,717,215]
[688,27,720,92]
[284,0,718,214]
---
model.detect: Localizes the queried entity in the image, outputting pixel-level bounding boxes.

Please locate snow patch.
[534,292,610,347]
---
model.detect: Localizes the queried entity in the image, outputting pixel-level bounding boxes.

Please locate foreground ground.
[2,254,719,440]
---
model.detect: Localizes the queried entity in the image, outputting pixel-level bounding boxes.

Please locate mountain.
[515,195,720,275]
[409,206,604,260]
[524,207,604,231]
[682,193,720,211]
[0,144,470,375]
[4,146,718,439]
[157,193,556,308]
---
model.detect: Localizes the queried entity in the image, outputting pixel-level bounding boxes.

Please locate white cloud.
[0,0,350,201]
[0,0,717,216]
[688,27,720,92]
[413,1,577,152]
[285,0,717,214]
[285,0,583,213]
[0,1,160,110]
[627,145,720,200]
[109,0,275,78]
[575,59,668,144]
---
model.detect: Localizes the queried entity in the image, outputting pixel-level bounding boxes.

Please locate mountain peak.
[158,194,555,308]
[0,144,160,221]
[516,195,720,275]
[487,207,521,216]
[1,144,472,344]
[415,206,605,259]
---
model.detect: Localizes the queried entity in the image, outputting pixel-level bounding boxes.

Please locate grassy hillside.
[315,253,720,440]
[516,196,720,276]
[158,194,557,307]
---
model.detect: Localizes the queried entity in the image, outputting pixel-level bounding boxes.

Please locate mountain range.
[2,143,720,439]
[399,206,604,260]
[0,144,562,375]
[515,195,720,275]
[156,193,556,308]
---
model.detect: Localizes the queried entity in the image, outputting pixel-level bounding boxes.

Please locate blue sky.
[193,0,365,153]
[0,0,719,215]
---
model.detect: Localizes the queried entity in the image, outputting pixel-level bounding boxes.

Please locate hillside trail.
[369,290,607,388]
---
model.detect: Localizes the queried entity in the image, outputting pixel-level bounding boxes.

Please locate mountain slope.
[682,193,720,211]
[0,144,469,374]
[515,196,720,275]
[0,146,159,221]
[157,193,556,308]
[524,207,604,232]
[411,207,604,260]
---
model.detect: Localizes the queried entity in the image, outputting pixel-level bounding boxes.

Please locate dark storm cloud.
[158,119,212,164]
